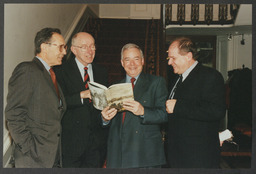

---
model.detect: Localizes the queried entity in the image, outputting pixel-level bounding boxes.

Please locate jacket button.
[57,134,60,137]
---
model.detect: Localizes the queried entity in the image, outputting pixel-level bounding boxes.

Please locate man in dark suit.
[5,27,67,168]
[101,43,168,168]
[165,37,226,168]
[54,32,108,167]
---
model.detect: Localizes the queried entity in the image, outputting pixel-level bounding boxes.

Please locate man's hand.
[80,90,91,99]
[123,100,144,116]
[101,107,117,121]
[166,99,177,114]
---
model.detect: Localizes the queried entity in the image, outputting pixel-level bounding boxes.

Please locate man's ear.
[186,52,193,61]
[121,59,124,68]
[70,46,76,55]
[41,43,46,53]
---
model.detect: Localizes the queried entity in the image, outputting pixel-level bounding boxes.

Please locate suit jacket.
[106,72,168,168]
[167,63,226,168]
[5,58,66,168]
[54,57,108,166]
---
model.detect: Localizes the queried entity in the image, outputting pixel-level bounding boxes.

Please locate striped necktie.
[84,67,90,89]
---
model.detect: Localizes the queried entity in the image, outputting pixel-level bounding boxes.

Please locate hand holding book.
[101,106,117,122]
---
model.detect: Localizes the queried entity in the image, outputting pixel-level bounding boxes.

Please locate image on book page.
[105,83,134,111]
[88,82,134,111]
[88,82,108,110]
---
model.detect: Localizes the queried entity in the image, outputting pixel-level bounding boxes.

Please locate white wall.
[216,36,228,80]
[3,4,87,159]
[226,34,252,71]
[99,4,160,19]
[216,34,252,81]
[100,4,130,18]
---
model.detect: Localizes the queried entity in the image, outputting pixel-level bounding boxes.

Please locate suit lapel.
[65,58,85,92]
[33,58,66,119]
[92,63,99,82]
[174,63,201,98]
[133,72,148,101]
[33,58,58,98]
[64,58,93,107]
[123,72,148,126]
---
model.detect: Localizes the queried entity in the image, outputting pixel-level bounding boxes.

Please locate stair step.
[90,18,154,84]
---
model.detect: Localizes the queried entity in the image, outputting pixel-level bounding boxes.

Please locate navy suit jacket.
[167,63,226,168]
[54,57,108,167]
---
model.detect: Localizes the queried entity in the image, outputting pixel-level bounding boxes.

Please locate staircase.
[84,18,163,85]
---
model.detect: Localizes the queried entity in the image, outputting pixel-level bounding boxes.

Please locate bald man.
[54,32,109,168]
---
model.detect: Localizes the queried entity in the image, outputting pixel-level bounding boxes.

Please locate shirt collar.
[125,73,140,84]
[36,56,51,73]
[75,58,92,70]
[182,60,198,81]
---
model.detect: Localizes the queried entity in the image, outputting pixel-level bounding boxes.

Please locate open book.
[88,81,134,111]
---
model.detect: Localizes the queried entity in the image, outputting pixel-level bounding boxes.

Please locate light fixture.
[227,34,232,41]
[240,34,245,45]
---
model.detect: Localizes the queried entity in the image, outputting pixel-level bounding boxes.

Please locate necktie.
[49,68,60,99]
[169,75,182,99]
[84,67,90,89]
[122,77,136,124]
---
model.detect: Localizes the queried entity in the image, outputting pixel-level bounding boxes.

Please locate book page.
[106,83,134,112]
[89,81,108,90]
[88,82,108,110]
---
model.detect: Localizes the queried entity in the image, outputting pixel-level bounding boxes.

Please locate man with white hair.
[54,32,108,168]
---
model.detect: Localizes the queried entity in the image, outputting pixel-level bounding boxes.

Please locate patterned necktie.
[169,75,182,99]
[84,67,90,89]
[122,77,136,124]
[49,68,60,99]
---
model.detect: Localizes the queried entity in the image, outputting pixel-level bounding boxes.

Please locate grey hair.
[121,43,144,60]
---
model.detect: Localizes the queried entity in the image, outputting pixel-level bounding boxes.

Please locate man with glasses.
[5,27,67,167]
[54,32,108,167]
[165,37,226,168]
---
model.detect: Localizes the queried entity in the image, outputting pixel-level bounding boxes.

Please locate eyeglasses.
[46,43,67,52]
[73,45,96,52]
[166,50,170,60]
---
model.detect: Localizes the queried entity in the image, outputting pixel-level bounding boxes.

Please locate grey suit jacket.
[5,58,66,168]
[106,72,168,168]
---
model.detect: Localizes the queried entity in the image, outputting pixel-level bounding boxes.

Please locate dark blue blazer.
[106,72,168,168]
[54,57,108,167]
[167,63,226,168]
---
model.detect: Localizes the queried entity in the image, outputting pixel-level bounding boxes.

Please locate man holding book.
[101,43,168,168]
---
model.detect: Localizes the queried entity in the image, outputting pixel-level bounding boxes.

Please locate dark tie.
[169,75,182,99]
[49,68,60,99]
[84,67,90,89]
[122,77,136,124]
